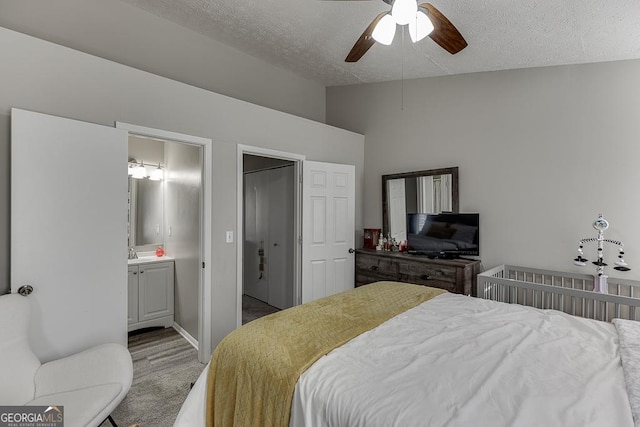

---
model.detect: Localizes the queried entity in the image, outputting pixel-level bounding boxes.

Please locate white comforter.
[176,293,635,427]
[290,293,633,427]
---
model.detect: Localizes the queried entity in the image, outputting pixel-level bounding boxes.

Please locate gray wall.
[165,141,202,339]
[0,27,364,349]
[0,0,326,123]
[327,59,640,280]
[128,136,164,166]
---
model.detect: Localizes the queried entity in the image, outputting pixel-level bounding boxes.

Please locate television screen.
[406,213,479,257]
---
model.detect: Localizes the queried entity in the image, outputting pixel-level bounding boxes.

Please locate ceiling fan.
[343,0,467,62]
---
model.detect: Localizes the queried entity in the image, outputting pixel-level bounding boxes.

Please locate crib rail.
[478,265,640,322]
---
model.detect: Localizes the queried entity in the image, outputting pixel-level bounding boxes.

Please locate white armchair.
[0,294,133,427]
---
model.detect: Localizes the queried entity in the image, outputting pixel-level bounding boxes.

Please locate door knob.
[18,285,33,296]
[348,248,355,254]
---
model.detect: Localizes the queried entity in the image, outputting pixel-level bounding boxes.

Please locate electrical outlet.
[226,231,233,243]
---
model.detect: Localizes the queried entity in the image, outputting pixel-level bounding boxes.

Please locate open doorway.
[242,154,296,323]
[237,146,305,326]
[118,122,213,363]
[127,135,202,342]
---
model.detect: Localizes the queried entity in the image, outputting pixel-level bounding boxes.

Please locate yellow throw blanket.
[205,281,446,427]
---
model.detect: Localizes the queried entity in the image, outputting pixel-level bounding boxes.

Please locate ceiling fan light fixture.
[371,14,396,46]
[391,0,417,26]
[408,10,434,43]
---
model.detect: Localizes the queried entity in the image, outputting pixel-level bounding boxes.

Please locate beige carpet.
[100,327,205,427]
[100,300,279,427]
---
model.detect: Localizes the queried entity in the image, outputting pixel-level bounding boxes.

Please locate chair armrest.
[34,343,132,398]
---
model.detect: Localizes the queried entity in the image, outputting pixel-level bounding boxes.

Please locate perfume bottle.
[155,245,165,257]
[378,236,387,251]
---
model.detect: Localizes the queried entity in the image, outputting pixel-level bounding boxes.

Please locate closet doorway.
[242,155,295,322]
[236,146,356,326]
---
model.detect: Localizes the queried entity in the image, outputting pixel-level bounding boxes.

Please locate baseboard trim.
[172,322,199,351]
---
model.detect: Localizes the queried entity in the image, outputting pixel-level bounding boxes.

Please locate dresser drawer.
[397,261,457,283]
[355,254,398,279]
[353,249,481,295]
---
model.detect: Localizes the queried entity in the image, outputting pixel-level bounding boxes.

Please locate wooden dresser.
[355,249,482,296]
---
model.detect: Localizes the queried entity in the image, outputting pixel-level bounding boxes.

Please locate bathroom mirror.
[382,167,459,242]
[128,176,164,247]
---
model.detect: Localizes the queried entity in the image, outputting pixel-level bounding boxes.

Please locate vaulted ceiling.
[120,0,640,86]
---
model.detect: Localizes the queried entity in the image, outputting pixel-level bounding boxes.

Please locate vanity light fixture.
[132,161,147,179]
[149,163,164,181]
[128,159,164,181]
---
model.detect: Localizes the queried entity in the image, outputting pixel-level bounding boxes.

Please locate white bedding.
[175,293,635,427]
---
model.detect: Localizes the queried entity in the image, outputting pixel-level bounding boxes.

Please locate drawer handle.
[370,265,379,271]
[420,274,431,280]
[133,272,137,275]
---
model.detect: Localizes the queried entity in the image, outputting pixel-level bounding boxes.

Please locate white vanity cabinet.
[127,260,175,332]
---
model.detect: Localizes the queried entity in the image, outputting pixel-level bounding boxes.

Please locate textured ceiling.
[120,0,640,86]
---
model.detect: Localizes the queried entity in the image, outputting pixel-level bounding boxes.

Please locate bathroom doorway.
[118,122,213,363]
[128,135,202,341]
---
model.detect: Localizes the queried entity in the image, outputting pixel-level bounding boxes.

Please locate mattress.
[175,292,637,427]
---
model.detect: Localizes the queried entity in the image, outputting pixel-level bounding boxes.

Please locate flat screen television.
[406,213,479,258]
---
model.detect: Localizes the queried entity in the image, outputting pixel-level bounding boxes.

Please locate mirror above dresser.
[382,167,459,242]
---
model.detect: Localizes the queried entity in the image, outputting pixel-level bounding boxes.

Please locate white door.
[302,161,355,303]
[11,108,128,362]
[388,178,407,242]
[267,166,294,310]
[243,166,295,309]
[243,171,269,302]
[128,267,139,325]
[138,262,175,322]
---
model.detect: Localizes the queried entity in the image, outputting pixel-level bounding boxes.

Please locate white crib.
[478,265,640,322]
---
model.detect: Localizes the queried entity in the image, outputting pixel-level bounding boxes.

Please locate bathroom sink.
[128,255,171,265]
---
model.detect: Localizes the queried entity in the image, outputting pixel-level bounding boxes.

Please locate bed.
[175,281,640,427]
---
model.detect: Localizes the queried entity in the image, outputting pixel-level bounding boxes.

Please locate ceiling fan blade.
[419,3,467,54]
[345,12,388,62]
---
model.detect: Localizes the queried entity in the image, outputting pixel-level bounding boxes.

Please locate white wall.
[165,141,202,339]
[0,117,8,294]
[0,0,326,123]
[0,27,365,349]
[327,60,640,281]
